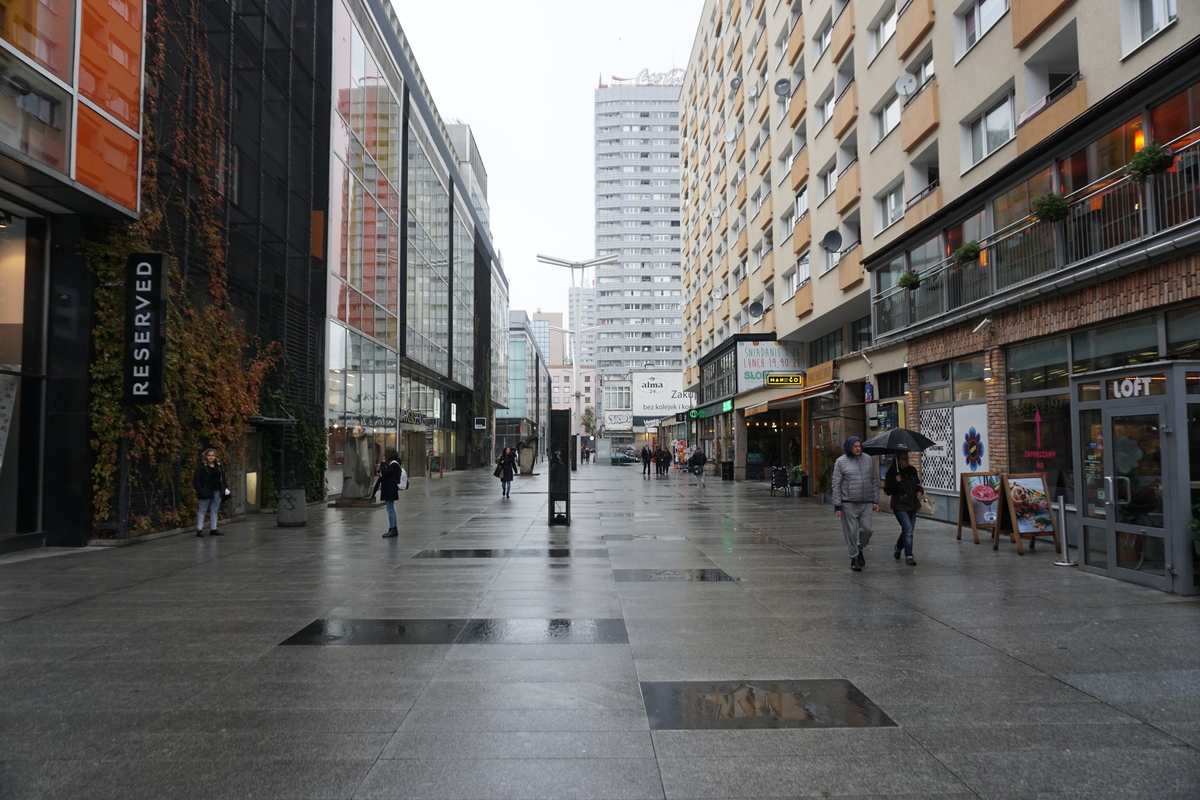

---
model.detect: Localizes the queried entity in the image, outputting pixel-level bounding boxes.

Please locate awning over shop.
[744,402,771,417]
[768,382,840,410]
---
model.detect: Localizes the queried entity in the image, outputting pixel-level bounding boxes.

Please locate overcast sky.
[393,0,705,318]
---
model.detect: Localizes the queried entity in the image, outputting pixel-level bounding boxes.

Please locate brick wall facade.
[902,252,1200,482]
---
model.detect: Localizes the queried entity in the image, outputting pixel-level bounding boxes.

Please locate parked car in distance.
[611,452,640,465]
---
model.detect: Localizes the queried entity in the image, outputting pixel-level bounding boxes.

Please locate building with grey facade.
[593,79,684,379]
[567,286,597,366]
[497,311,549,460]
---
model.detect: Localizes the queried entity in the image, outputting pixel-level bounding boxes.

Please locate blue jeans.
[385,500,396,528]
[197,495,221,531]
[894,510,916,557]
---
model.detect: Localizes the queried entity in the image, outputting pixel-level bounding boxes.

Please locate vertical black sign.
[124,253,167,404]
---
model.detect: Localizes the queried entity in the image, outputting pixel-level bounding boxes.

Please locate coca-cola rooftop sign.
[610,68,685,87]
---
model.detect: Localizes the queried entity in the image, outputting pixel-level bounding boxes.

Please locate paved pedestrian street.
[2,464,1199,799]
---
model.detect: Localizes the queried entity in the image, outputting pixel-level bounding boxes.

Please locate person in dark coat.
[496,447,517,497]
[372,447,402,538]
[654,447,666,476]
[640,445,652,477]
[192,448,228,537]
[662,447,673,475]
[688,447,707,489]
[884,451,923,566]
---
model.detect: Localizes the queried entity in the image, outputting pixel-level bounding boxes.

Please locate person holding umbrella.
[862,427,938,568]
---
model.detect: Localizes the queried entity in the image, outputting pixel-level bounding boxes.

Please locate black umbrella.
[861,427,939,455]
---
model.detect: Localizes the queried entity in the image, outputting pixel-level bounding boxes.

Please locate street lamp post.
[536,253,618,465]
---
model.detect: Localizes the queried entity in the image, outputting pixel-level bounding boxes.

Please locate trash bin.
[720,461,734,481]
[792,475,810,497]
[277,488,307,527]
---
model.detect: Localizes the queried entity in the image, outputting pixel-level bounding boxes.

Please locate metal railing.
[873,128,1200,338]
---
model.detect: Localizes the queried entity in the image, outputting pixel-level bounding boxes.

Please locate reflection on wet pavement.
[413,549,610,558]
[640,679,896,730]
[612,568,737,582]
[280,617,629,645]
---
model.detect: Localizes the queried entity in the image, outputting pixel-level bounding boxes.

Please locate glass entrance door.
[1078,404,1171,591]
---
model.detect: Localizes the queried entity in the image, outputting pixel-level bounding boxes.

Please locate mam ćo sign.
[124,253,167,405]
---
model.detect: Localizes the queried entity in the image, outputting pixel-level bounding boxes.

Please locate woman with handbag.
[883,451,923,566]
[193,448,229,537]
[373,447,403,538]
[495,447,517,497]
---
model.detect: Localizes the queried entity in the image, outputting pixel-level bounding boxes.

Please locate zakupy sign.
[124,253,167,404]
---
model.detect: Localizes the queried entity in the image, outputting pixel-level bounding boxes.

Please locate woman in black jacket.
[373,447,403,538]
[193,449,228,537]
[496,447,517,497]
[884,451,923,566]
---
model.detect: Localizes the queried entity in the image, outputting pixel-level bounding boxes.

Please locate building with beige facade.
[681,0,1200,594]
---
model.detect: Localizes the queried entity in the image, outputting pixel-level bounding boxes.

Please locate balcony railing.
[873,128,1200,338]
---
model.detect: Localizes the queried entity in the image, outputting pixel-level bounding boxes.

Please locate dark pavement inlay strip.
[413,549,610,558]
[612,568,737,582]
[280,618,629,645]
[640,679,897,730]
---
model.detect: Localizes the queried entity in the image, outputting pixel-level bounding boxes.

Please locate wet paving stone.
[280,618,628,645]
[640,679,896,730]
[612,568,737,582]
[413,548,610,558]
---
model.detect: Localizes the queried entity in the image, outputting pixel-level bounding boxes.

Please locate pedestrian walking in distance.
[496,447,517,497]
[641,445,652,477]
[373,447,402,538]
[662,447,673,475]
[884,451,923,566]
[688,446,707,489]
[832,436,879,572]
[192,448,228,537]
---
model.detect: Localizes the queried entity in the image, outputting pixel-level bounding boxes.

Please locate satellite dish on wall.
[894,73,919,97]
[746,83,760,98]
[820,230,843,253]
[709,207,721,219]
[748,301,764,319]
[723,129,737,143]
[774,79,791,97]
[730,76,743,90]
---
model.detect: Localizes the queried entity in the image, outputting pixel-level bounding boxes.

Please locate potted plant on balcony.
[953,240,981,265]
[897,270,921,290]
[1125,142,1173,183]
[1031,192,1068,222]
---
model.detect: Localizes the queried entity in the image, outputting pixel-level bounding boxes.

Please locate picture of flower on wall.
[962,427,985,470]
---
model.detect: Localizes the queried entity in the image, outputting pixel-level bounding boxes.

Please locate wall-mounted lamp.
[0,211,11,228]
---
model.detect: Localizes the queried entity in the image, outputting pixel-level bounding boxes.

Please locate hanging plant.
[897,270,921,290]
[1125,142,1173,183]
[953,240,981,265]
[1031,192,1068,222]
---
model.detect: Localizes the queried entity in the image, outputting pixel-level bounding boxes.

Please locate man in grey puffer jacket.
[832,436,879,572]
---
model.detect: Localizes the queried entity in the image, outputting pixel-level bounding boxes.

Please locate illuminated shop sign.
[1105,374,1166,400]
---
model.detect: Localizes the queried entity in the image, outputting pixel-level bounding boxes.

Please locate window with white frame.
[962,0,1009,52]
[796,185,809,217]
[879,181,904,230]
[796,252,811,285]
[1121,0,1177,53]
[784,268,798,297]
[816,85,836,128]
[819,166,836,199]
[868,3,897,57]
[968,92,1015,165]
[913,53,935,87]
[815,21,833,59]
[873,93,901,144]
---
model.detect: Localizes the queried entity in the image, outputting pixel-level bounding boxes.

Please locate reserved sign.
[124,253,167,404]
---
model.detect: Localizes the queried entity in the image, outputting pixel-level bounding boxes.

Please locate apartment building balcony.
[790,146,809,191]
[788,87,807,129]
[736,180,748,209]
[1017,76,1087,155]
[760,249,775,283]
[1012,0,1073,48]
[719,252,729,278]
[873,133,1200,340]
[732,33,743,71]
[833,82,857,140]
[756,306,776,334]
[792,212,812,254]
[905,181,941,226]
[756,139,771,176]
[754,33,768,70]
[705,313,715,335]
[835,159,860,213]
[737,227,749,257]
[901,78,938,152]
[734,83,745,116]
[831,1,855,64]
[756,95,770,124]
[794,279,813,317]
[716,89,725,114]
[719,295,730,320]
[735,130,746,162]
[787,17,805,65]
[718,210,728,236]
[730,0,741,27]
[703,272,715,297]
[703,236,713,258]
[896,0,934,60]
[737,277,750,305]
[703,158,712,182]
[753,0,765,21]
[838,241,864,291]
[715,42,724,71]
[758,204,774,232]
[718,169,728,195]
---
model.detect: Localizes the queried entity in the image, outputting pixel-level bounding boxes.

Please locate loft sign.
[1106,375,1163,400]
[124,253,167,404]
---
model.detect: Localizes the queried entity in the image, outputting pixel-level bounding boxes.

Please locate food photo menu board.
[957,472,1006,546]
[1002,474,1061,554]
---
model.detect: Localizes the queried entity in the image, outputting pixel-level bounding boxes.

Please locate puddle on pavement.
[279,617,627,645]
[413,549,609,558]
[612,568,736,582]
[640,679,896,730]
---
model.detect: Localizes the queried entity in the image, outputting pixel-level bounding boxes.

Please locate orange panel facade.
[79,0,142,128]
[74,102,138,210]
